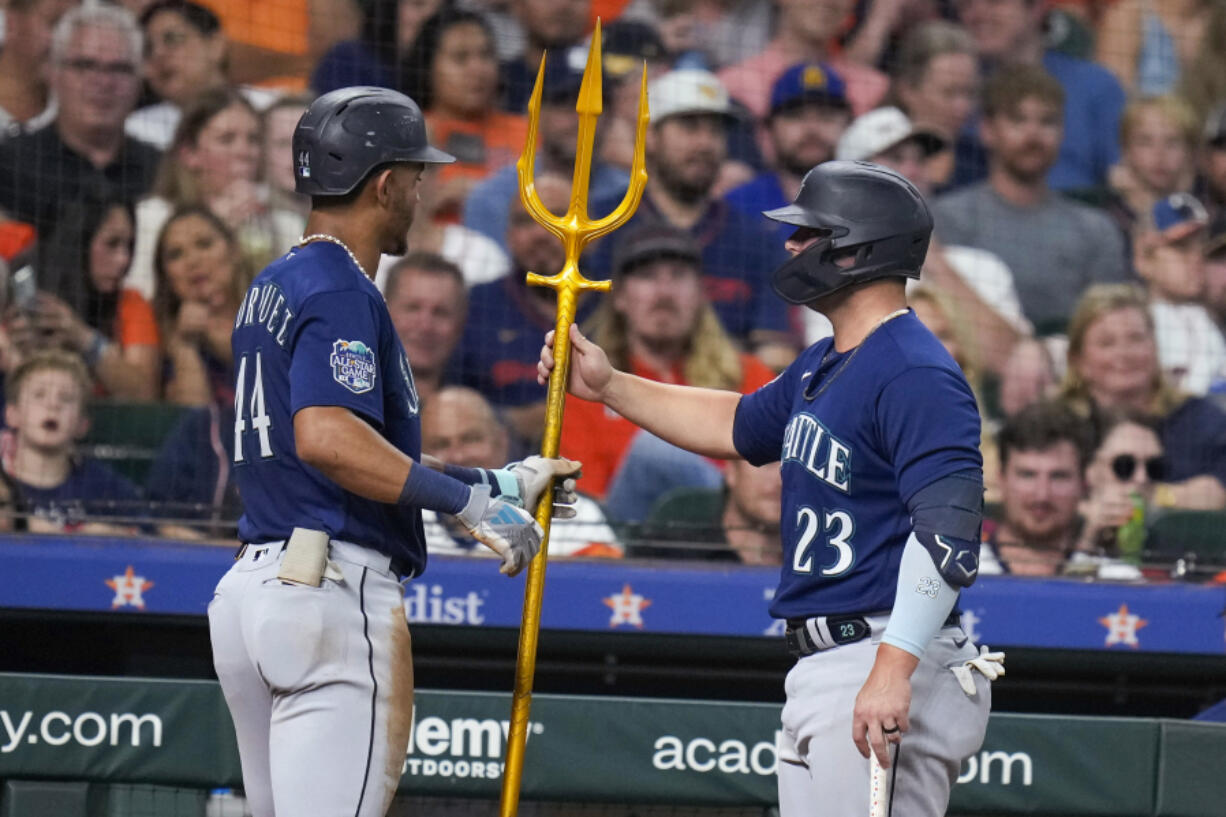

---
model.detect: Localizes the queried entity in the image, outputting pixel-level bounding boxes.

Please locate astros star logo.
[105,565,154,610]
[603,584,651,628]
[1099,603,1147,648]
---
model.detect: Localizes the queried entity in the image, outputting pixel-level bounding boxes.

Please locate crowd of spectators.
[0,0,1224,579]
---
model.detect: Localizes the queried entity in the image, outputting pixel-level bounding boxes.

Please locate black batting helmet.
[763,160,932,304]
[293,86,454,197]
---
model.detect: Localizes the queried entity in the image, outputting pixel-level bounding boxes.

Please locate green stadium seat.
[646,487,724,527]
[1145,510,1226,569]
[81,402,189,487]
[2,780,90,817]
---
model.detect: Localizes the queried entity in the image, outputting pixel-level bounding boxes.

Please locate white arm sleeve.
[881,532,961,659]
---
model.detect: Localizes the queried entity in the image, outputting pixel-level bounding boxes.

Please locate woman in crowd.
[152,207,249,407]
[399,8,527,221]
[130,88,301,299]
[127,0,277,149]
[890,21,980,189]
[1060,283,1226,509]
[1074,410,1165,563]
[311,0,448,93]
[26,199,160,400]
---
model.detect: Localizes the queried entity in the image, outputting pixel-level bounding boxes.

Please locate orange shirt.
[426,111,529,187]
[560,352,776,499]
[206,0,307,55]
[116,289,160,350]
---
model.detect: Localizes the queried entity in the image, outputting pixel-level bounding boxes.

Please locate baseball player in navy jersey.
[208,86,581,817]
[540,160,1002,817]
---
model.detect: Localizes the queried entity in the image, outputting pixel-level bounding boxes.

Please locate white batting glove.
[497,456,582,519]
[454,485,543,576]
[951,645,1006,697]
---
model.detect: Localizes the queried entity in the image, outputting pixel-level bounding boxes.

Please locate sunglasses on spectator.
[1110,454,1164,482]
[61,58,138,77]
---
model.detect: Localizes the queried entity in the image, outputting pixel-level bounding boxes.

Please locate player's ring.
[882,726,901,734]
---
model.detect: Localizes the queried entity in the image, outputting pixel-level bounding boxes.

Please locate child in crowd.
[3,351,142,534]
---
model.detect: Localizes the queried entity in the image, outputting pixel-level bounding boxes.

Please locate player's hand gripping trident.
[499,19,649,817]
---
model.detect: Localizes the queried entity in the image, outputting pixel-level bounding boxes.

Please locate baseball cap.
[1151,193,1210,243]
[1204,103,1226,148]
[648,70,735,123]
[611,222,702,278]
[835,107,946,162]
[601,20,668,80]
[541,52,587,105]
[769,62,848,116]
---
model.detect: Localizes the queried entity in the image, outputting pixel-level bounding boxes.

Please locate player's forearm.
[295,406,412,504]
[602,371,740,459]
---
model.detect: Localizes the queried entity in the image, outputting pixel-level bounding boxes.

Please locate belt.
[784,610,962,657]
[234,540,413,579]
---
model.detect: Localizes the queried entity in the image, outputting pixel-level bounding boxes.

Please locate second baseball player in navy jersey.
[539,161,1001,817]
[232,241,428,575]
[734,310,982,618]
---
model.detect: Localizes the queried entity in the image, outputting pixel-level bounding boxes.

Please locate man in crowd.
[463,57,627,252]
[933,65,1129,334]
[454,174,585,452]
[0,4,159,237]
[421,386,621,558]
[982,401,1091,575]
[838,106,1030,375]
[0,0,77,135]
[565,222,776,505]
[724,62,853,240]
[383,252,468,407]
[587,69,796,368]
[717,0,888,119]
[500,0,591,112]
[955,0,1125,189]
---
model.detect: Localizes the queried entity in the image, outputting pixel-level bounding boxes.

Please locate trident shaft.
[498,19,649,817]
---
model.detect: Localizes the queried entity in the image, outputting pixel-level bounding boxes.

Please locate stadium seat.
[1145,510,1226,570]
[1,780,89,817]
[646,487,724,527]
[81,402,190,486]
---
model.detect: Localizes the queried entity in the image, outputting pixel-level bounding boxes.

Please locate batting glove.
[455,485,544,576]
[951,645,1006,697]
[491,456,582,519]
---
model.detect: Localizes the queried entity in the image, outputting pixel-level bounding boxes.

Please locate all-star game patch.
[331,339,377,393]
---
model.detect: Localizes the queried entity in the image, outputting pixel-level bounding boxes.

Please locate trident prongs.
[499,17,649,817]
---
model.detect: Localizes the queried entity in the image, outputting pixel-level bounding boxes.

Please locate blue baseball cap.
[769,62,849,116]
[1152,193,1209,242]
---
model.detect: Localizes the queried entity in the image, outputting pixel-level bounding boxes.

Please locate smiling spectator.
[0,4,159,239]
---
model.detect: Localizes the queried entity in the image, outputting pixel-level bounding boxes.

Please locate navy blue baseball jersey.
[232,241,427,575]
[733,310,982,619]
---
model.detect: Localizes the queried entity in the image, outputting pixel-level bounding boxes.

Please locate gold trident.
[498,18,649,817]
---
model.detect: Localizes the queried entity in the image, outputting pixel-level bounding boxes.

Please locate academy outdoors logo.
[331,339,377,394]
[105,566,154,610]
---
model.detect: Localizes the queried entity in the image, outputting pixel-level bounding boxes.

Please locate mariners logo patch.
[331,339,377,393]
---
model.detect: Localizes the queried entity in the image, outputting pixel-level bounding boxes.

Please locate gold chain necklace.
[296,233,369,279]
[804,307,911,402]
